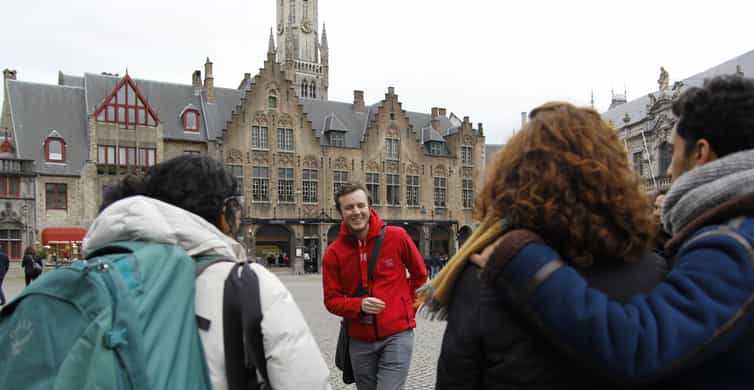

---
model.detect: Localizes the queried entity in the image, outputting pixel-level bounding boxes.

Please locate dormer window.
[45,134,66,163]
[0,139,13,154]
[268,91,278,109]
[329,132,345,147]
[427,141,444,156]
[181,107,200,132]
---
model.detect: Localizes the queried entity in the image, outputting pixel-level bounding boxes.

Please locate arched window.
[268,90,278,109]
[182,109,200,132]
[310,81,316,99]
[45,136,66,163]
[301,80,308,98]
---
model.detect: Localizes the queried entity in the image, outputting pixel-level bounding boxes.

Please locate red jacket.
[323,209,428,341]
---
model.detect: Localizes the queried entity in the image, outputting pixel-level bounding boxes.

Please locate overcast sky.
[1,0,752,144]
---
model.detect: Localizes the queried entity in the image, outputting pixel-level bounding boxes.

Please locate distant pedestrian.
[430,253,441,278]
[0,250,9,305]
[21,246,42,286]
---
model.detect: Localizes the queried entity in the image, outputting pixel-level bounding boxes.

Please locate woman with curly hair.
[419,102,667,389]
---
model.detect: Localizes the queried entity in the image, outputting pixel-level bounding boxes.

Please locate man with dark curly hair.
[472,75,754,388]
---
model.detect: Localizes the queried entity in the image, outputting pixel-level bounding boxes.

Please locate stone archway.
[255,224,294,267]
[327,224,341,246]
[430,225,451,257]
[458,225,473,250]
[402,225,421,252]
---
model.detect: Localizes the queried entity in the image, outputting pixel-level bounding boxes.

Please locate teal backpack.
[0,241,213,390]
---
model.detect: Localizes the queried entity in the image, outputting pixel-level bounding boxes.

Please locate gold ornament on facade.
[303,155,319,168]
[406,162,420,175]
[254,112,268,126]
[252,151,270,164]
[226,148,243,164]
[334,157,349,170]
[366,160,380,172]
[279,113,293,127]
[278,152,295,165]
[385,161,399,173]
[300,19,313,34]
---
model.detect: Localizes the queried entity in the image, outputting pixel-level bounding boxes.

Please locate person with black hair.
[84,155,331,390]
[471,75,754,388]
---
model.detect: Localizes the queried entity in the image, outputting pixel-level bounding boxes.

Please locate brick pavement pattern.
[277,273,446,390]
[1,268,446,389]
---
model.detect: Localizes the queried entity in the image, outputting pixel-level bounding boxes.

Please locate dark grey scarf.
[663,149,754,235]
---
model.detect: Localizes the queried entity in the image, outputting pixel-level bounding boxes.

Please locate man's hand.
[469,236,505,268]
[361,297,386,314]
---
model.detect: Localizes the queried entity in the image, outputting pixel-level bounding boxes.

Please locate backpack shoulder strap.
[367,225,387,282]
[223,262,269,390]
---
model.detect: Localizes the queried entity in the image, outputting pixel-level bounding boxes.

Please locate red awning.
[41,227,87,244]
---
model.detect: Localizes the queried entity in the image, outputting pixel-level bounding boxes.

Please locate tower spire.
[268,27,276,53]
[321,23,328,49]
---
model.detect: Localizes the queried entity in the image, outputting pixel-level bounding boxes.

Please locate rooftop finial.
[321,23,328,49]
[268,27,276,53]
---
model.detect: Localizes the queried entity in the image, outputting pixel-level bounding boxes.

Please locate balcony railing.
[0,158,35,175]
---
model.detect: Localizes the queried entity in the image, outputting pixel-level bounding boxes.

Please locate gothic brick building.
[604,50,754,195]
[0,1,487,267]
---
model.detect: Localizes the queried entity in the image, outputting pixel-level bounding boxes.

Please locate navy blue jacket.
[483,212,754,388]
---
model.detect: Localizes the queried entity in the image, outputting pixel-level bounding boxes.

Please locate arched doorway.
[458,225,473,250]
[431,225,451,257]
[255,224,293,267]
[402,225,421,252]
[327,224,340,246]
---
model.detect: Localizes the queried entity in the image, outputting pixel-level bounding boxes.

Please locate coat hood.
[338,208,386,241]
[82,195,246,261]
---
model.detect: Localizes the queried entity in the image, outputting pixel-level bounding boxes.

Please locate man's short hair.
[672,75,754,158]
[334,182,372,213]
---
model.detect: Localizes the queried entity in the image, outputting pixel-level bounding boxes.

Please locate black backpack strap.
[223,262,269,390]
[367,226,387,282]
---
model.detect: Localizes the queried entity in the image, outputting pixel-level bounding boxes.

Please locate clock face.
[301,19,313,33]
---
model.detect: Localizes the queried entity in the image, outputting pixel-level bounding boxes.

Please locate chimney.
[520,112,527,128]
[431,107,441,131]
[3,69,17,81]
[353,90,365,112]
[388,86,395,95]
[192,70,202,96]
[478,122,484,135]
[438,108,447,117]
[204,58,215,103]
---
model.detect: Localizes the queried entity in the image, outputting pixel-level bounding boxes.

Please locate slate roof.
[604,50,754,127]
[300,99,459,148]
[82,73,242,143]
[6,80,88,176]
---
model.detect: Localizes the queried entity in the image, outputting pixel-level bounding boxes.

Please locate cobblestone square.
[277,273,445,390]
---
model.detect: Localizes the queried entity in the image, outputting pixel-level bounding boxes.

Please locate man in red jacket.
[323,183,427,390]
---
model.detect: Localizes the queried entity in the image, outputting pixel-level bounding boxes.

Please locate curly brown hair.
[476,102,654,267]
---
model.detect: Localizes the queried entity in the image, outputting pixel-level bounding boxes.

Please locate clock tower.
[276,0,329,100]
